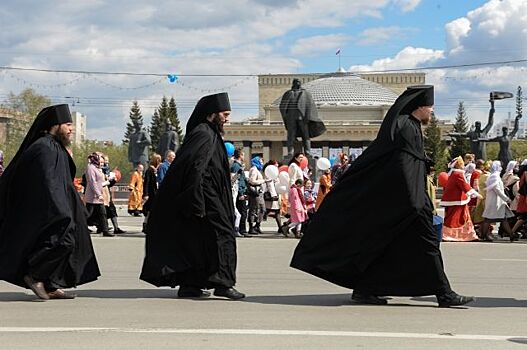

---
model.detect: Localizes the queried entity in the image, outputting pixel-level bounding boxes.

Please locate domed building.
[224,72,451,162]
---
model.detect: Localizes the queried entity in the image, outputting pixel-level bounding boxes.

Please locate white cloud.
[392,0,421,12]
[356,26,415,46]
[348,0,527,127]
[290,34,351,56]
[349,46,444,71]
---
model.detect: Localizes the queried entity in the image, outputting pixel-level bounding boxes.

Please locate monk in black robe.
[140,92,245,300]
[291,86,474,308]
[0,104,100,300]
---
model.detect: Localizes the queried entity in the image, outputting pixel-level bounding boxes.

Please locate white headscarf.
[521,159,527,166]
[486,161,503,191]
[464,163,476,182]
[506,160,518,173]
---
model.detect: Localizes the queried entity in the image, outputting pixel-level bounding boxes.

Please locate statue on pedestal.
[484,115,521,168]
[157,119,179,158]
[128,119,151,168]
[279,79,326,157]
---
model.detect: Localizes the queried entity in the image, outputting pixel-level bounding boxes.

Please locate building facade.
[224,72,452,163]
[70,111,87,145]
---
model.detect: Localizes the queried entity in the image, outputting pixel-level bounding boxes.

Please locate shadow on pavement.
[411,296,527,308]
[243,294,349,306]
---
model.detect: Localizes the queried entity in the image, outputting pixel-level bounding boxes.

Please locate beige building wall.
[71,111,87,145]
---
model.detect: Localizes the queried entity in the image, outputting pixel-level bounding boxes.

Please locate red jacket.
[440,169,472,207]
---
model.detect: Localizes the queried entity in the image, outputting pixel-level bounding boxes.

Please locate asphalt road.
[0,211,526,349]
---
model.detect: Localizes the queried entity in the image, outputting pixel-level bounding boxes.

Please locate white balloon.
[276,184,288,194]
[317,157,331,171]
[278,171,290,186]
[264,165,279,180]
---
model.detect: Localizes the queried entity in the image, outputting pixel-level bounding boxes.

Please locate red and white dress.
[440,169,479,242]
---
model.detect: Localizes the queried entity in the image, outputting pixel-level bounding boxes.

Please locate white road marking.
[481,259,527,262]
[0,327,524,341]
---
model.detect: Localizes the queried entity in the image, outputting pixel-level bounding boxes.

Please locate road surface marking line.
[0,327,524,341]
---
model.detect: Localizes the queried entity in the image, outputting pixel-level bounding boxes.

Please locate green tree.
[150,96,171,152]
[123,100,143,144]
[424,113,448,172]
[168,97,184,145]
[149,109,162,152]
[516,85,523,119]
[449,101,471,159]
[1,88,52,165]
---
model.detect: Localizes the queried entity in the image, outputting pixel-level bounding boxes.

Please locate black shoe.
[177,286,211,298]
[437,292,475,308]
[351,291,388,305]
[255,225,263,234]
[214,287,245,300]
[102,231,115,237]
[114,228,126,234]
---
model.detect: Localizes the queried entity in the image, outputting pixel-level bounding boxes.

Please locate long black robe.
[0,134,100,289]
[291,94,452,296]
[140,121,237,288]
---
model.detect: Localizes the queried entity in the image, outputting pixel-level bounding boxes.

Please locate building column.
[263,141,271,163]
[243,141,252,169]
[342,145,350,156]
[282,141,288,158]
[322,142,330,158]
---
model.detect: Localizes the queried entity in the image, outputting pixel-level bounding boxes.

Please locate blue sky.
[0,0,525,142]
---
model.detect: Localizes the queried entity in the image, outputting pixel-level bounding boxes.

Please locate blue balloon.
[224,142,235,157]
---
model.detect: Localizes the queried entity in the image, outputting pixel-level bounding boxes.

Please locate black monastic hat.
[2,104,72,174]
[185,92,231,134]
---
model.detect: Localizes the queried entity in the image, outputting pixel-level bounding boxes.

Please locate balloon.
[438,172,448,187]
[279,171,290,186]
[264,165,279,180]
[224,142,235,157]
[278,165,288,173]
[276,184,288,194]
[316,157,331,171]
[299,157,309,170]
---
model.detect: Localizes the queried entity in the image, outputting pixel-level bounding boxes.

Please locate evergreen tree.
[516,85,523,119]
[150,96,170,152]
[449,101,471,159]
[168,97,184,144]
[424,113,448,172]
[123,100,143,144]
[149,109,162,152]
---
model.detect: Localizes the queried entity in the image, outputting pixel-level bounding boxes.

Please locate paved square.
[1,212,526,349]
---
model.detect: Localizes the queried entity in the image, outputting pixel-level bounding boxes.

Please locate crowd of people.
[228,150,352,239]
[438,153,527,243]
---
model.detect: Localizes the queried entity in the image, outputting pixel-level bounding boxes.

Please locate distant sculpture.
[448,100,494,160]
[128,119,151,168]
[279,78,326,156]
[157,119,179,158]
[484,115,522,169]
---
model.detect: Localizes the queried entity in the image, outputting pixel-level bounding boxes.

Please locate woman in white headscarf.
[481,161,516,241]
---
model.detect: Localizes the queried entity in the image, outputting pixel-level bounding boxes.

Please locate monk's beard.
[212,114,225,135]
[57,129,72,147]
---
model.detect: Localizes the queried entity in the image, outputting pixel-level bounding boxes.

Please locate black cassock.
[291,91,452,296]
[140,121,237,288]
[0,134,100,289]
